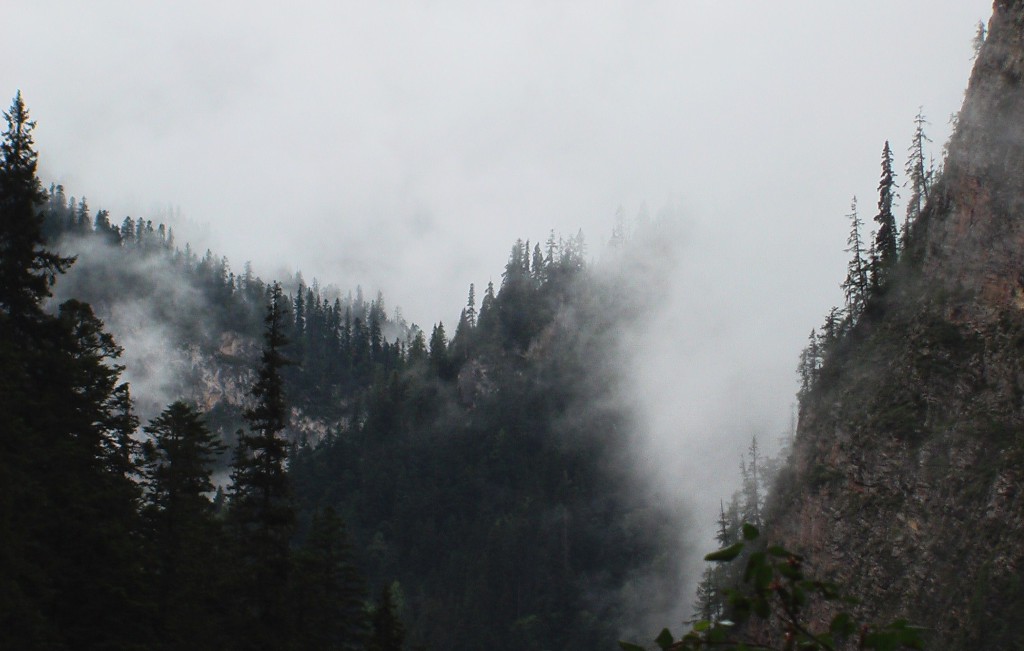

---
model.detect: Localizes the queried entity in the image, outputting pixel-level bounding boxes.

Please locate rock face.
[768,3,1024,648]
[920,0,1024,315]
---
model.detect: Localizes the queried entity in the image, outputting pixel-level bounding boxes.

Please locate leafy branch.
[621,524,924,651]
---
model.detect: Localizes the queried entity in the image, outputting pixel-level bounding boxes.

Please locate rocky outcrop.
[768,3,1024,648]
[919,1,1024,316]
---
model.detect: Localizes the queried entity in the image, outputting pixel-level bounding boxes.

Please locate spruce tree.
[0,92,147,649]
[740,437,764,528]
[290,507,369,650]
[466,283,477,328]
[367,585,406,651]
[903,109,932,249]
[972,20,987,60]
[841,196,869,322]
[228,281,296,650]
[141,401,227,649]
[429,322,449,377]
[478,280,497,332]
[692,567,721,624]
[46,300,149,648]
[0,91,72,319]
[873,141,899,285]
[797,328,821,399]
[407,328,427,364]
[531,242,545,284]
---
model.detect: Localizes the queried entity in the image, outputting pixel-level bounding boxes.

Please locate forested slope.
[1,90,687,649]
[766,3,1024,648]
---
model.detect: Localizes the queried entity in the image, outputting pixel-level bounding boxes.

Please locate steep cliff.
[769,3,1024,648]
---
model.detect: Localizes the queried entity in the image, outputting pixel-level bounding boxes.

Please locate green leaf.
[618,642,646,651]
[752,595,771,618]
[742,522,759,540]
[707,625,729,644]
[777,562,801,580]
[830,612,855,637]
[864,620,925,650]
[692,619,710,632]
[705,542,745,562]
[792,584,807,607]
[766,545,791,558]
[655,627,675,650]
[743,551,766,582]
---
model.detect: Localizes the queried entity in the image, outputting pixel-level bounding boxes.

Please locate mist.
[4,0,994,637]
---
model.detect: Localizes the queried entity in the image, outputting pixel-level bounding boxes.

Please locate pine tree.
[228,282,296,649]
[290,507,369,650]
[73,196,90,233]
[502,239,528,288]
[0,93,149,649]
[692,567,721,624]
[0,92,72,319]
[450,308,472,365]
[141,401,228,648]
[407,328,427,364]
[841,196,869,322]
[294,284,306,336]
[465,283,477,328]
[972,20,987,60]
[478,280,497,332]
[873,141,899,285]
[819,307,842,353]
[741,437,765,528]
[903,109,932,249]
[797,328,821,399]
[715,501,735,548]
[429,322,449,377]
[369,295,384,361]
[531,242,545,284]
[367,585,406,651]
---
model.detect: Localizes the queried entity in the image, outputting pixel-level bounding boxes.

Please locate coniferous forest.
[0,92,684,650]
[5,7,1018,649]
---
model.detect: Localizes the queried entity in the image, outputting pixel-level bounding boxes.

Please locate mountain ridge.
[768,2,1024,647]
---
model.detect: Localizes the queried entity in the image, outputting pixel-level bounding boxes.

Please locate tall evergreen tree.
[797,328,821,400]
[531,242,545,284]
[972,20,987,60]
[692,567,721,624]
[903,109,932,249]
[0,91,72,319]
[478,280,497,332]
[740,436,764,528]
[290,507,369,651]
[140,401,227,649]
[429,322,449,377]
[841,196,869,321]
[873,141,899,284]
[0,92,148,649]
[367,585,406,651]
[228,281,296,650]
[465,283,477,328]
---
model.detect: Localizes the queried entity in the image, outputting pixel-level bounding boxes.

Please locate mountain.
[769,2,1024,647]
[20,167,688,649]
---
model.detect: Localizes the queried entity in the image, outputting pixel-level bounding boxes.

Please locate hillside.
[768,2,1024,648]
[3,143,689,650]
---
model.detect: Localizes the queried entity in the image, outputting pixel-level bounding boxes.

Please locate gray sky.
[6,2,989,325]
[4,0,993,597]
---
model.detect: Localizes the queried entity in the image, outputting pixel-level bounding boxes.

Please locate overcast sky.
[4,0,994,589]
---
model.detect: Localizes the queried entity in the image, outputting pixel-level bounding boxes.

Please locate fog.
[4,0,992,624]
